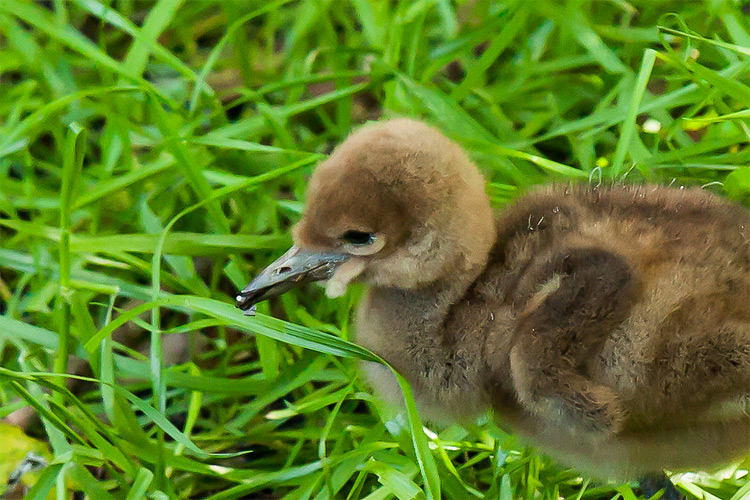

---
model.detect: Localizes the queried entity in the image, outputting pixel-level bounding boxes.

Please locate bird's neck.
[355,250,499,422]
[357,248,492,362]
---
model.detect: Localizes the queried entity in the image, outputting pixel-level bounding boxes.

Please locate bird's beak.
[236,245,349,315]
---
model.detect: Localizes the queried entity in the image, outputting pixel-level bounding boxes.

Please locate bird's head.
[236,118,496,314]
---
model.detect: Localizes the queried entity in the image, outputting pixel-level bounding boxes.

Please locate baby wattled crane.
[237,119,750,498]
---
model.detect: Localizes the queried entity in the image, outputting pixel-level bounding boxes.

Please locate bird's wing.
[507,246,639,434]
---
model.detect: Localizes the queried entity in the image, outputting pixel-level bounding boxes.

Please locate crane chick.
[237,119,750,495]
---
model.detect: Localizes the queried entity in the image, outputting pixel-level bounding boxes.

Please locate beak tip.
[235,293,258,316]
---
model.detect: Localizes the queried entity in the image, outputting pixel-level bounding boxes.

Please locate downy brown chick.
[237,119,750,484]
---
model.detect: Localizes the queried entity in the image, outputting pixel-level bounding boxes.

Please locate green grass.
[2,0,750,498]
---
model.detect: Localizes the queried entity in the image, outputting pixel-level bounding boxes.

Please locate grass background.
[2,0,750,498]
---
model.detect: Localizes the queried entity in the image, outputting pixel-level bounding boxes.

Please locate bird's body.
[237,119,750,483]
[357,184,750,479]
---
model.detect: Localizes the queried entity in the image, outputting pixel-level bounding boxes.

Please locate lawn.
[1,0,750,498]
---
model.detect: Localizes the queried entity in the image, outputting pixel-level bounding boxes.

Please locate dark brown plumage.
[237,119,750,485]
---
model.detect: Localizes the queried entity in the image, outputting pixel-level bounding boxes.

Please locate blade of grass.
[54,123,87,405]
[24,463,64,500]
[395,372,440,500]
[120,0,184,78]
[611,49,656,177]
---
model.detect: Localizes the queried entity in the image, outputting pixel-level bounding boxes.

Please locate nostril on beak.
[276,266,292,275]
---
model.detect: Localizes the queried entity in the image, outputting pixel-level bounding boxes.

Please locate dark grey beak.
[236,246,349,315]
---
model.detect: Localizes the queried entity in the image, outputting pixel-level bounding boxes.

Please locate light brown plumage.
[237,118,750,484]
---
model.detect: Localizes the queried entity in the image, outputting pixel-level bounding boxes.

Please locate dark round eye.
[341,230,375,246]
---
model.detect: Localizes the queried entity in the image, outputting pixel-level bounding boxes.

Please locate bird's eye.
[341,230,375,246]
